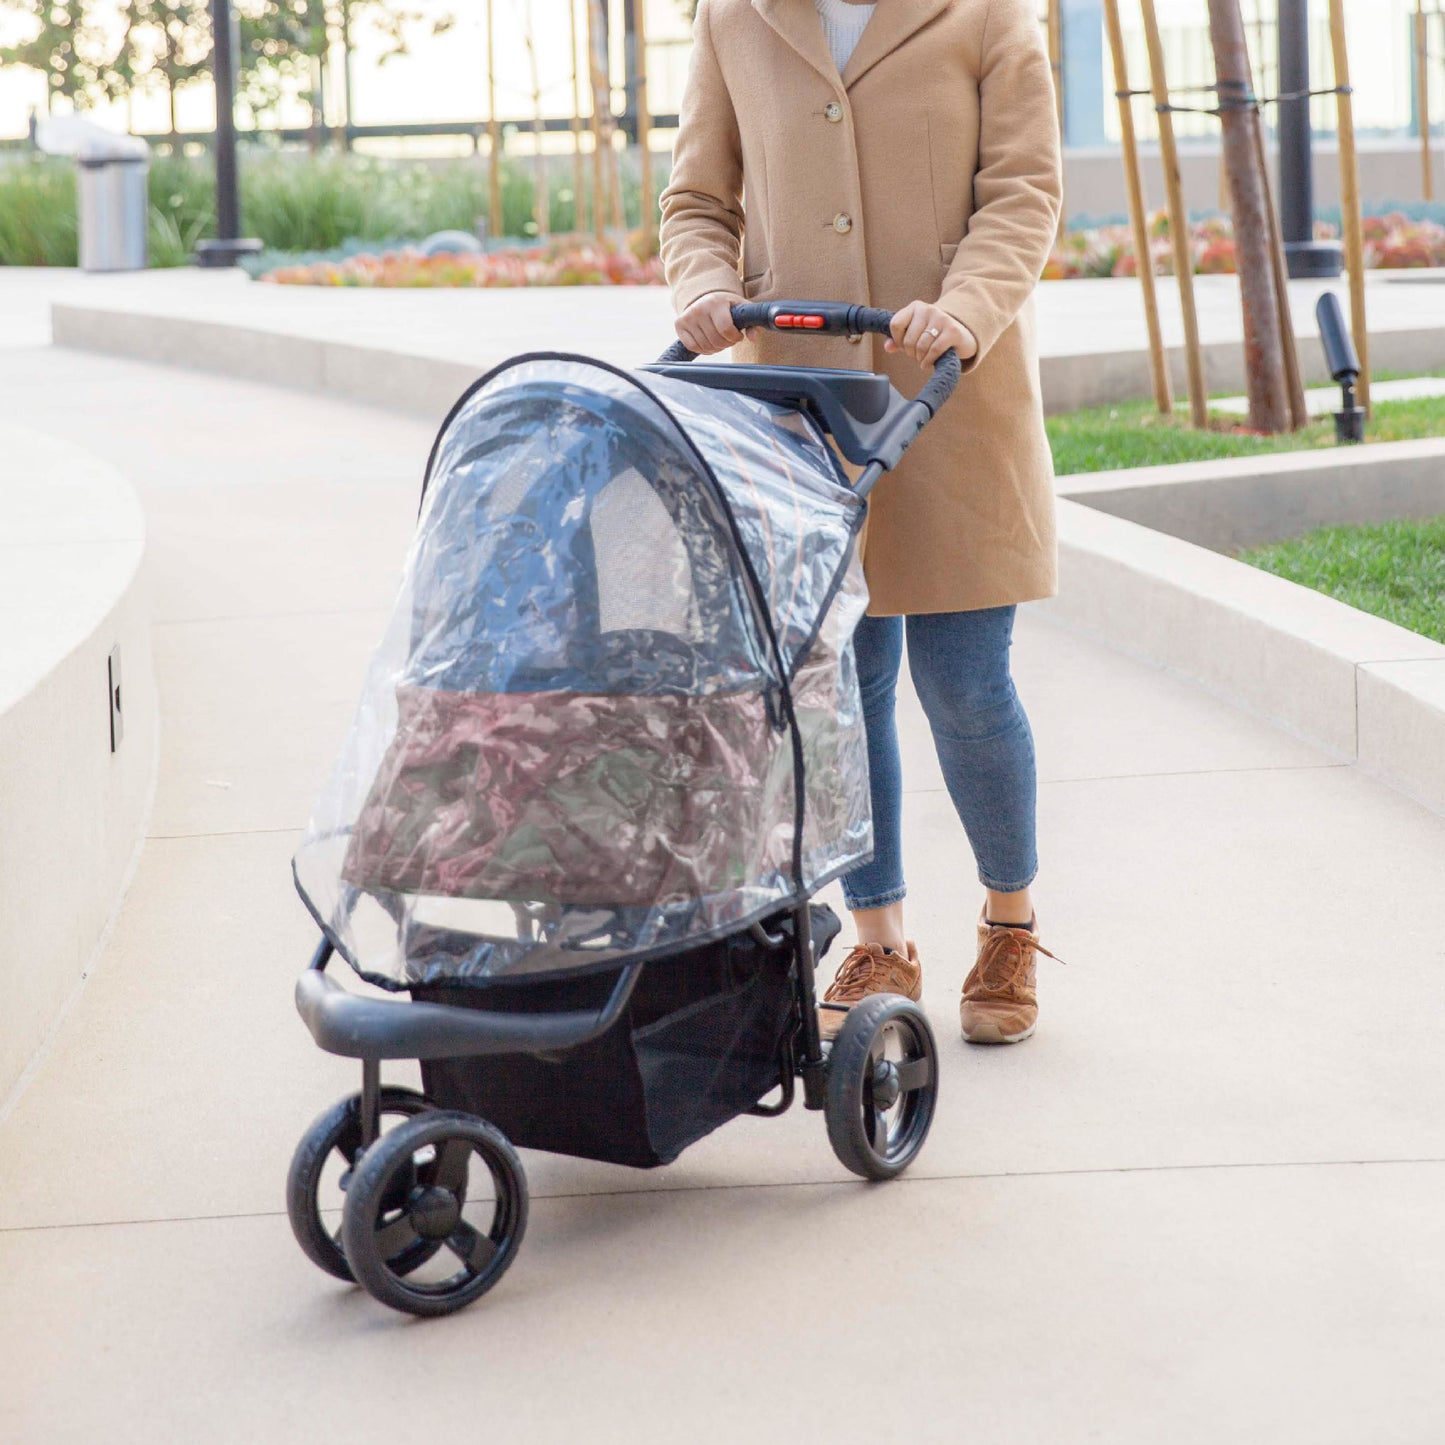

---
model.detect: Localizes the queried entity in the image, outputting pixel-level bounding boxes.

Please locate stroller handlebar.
[654,301,961,492]
[659,301,962,422]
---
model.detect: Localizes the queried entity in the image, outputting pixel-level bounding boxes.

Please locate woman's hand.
[885,301,978,368]
[675,293,744,355]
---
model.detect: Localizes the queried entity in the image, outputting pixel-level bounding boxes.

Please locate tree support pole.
[1139,0,1208,427]
[1418,0,1435,201]
[634,0,655,249]
[486,0,503,241]
[1103,0,1172,414]
[570,0,589,232]
[1328,0,1371,413]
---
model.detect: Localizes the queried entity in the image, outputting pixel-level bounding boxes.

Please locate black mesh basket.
[415,906,840,1168]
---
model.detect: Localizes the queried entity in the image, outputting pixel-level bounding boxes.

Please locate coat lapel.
[751,0,844,91]
[841,0,952,90]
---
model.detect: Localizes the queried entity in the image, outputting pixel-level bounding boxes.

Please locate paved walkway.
[14,261,1445,373]
[2,306,1443,1442]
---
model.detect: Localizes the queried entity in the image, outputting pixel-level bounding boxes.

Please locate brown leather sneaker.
[818,942,922,1041]
[960,915,1062,1045]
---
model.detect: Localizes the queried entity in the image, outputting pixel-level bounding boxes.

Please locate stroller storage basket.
[415,906,840,1168]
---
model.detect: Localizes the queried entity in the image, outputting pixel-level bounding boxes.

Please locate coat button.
[833,213,853,234]
[824,101,843,122]
[847,333,863,344]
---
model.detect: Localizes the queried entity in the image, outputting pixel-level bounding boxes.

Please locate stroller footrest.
[294,968,622,1061]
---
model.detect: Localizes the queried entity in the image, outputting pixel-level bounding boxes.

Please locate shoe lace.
[826,944,895,1002]
[975,927,1066,994]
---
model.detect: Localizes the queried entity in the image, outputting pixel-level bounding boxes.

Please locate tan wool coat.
[659,0,1063,615]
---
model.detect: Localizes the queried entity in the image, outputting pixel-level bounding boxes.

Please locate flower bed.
[1045,211,1445,280]
[255,213,1445,288]
[261,238,664,288]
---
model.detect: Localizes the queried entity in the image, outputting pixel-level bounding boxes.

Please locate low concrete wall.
[50,296,1445,421]
[1046,446,1445,813]
[0,425,156,1107]
[1057,437,1445,553]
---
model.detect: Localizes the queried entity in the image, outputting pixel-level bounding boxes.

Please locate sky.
[0,0,1427,147]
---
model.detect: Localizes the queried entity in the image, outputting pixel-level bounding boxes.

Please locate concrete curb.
[1043,497,1445,811]
[0,425,158,1105]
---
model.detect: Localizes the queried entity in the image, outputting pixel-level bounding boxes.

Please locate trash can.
[76,135,149,273]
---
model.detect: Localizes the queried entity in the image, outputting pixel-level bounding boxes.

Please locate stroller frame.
[289,301,961,1316]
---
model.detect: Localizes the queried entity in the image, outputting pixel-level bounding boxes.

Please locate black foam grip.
[730,302,774,331]
[657,338,697,364]
[850,306,896,337]
[916,349,964,417]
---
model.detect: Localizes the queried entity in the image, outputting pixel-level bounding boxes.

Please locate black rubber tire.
[286,1086,437,1282]
[340,1111,528,1317]
[825,993,939,1181]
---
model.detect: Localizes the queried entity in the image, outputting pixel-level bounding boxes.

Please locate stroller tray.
[414,906,840,1168]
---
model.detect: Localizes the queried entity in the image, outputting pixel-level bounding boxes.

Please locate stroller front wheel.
[340,1110,528,1317]
[286,1085,438,1282]
[825,994,939,1181]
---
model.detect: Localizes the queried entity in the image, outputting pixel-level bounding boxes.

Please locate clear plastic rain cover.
[293,356,872,989]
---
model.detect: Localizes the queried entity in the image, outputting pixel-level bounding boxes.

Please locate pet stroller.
[288,301,961,1316]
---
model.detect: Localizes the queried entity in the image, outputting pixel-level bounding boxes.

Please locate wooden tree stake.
[635,0,655,250]
[1048,0,1066,239]
[1419,1,1435,201]
[1329,0,1371,413]
[1140,0,1209,427]
[570,0,589,233]
[486,0,503,241]
[1103,0,1172,414]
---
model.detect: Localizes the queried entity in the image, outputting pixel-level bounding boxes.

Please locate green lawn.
[1047,384,1445,476]
[1239,518,1445,643]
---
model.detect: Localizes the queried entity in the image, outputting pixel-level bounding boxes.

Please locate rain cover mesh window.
[293,358,871,987]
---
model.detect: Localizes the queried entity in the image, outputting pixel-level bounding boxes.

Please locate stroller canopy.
[294,355,872,987]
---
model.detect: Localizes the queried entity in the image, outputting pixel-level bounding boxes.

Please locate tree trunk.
[1207,0,1290,433]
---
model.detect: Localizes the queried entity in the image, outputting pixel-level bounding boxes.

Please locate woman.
[659,0,1063,1044]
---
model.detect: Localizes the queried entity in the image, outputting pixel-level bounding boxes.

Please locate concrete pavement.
[23,262,1445,414]
[1,319,1443,1442]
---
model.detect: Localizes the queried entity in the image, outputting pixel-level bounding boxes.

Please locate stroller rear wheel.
[286,1086,438,1282]
[825,995,938,1181]
[341,1110,528,1317]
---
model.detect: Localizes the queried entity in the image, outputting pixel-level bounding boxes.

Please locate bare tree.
[1207,0,1293,432]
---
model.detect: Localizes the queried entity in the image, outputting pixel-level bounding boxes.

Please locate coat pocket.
[742,267,773,298]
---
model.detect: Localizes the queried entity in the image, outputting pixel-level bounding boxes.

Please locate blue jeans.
[841,607,1039,910]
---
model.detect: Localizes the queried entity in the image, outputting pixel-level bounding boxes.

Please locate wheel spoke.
[870,1108,890,1150]
[894,1056,932,1093]
[374,1213,421,1260]
[429,1138,471,1193]
[447,1219,498,1272]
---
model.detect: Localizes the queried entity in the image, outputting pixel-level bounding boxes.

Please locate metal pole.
[1278,0,1342,276]
[195,0,260,265]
